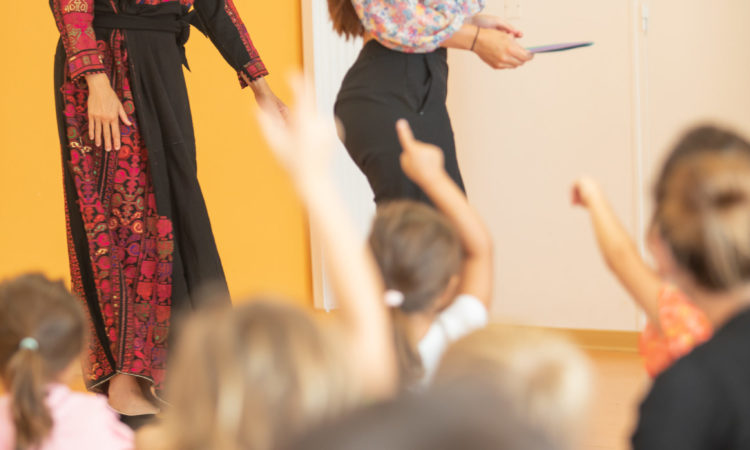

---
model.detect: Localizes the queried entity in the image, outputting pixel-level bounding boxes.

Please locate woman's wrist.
[85,72,110,89]
[442,23,481,51]
[249,76,272,98]
[470,26,481,52]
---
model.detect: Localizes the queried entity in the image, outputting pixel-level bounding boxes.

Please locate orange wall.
[0,1,311,305]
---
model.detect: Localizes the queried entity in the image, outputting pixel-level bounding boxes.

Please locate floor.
[582,349,649,450]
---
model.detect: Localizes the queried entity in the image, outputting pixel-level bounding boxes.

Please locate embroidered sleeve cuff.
[68,49,107,81]
[238,59,269,88]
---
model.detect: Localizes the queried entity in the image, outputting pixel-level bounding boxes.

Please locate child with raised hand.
[367,119,493,387]
[0,274,133,450]
[257,76,398,397]
[571,177,712,377]
[138,79,398,450]
[631,125,750,449]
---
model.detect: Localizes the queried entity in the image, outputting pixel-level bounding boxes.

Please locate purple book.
[527,42,594,54]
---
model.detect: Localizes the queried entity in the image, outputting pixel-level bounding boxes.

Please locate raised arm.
[572,177,661,323]
[257,78,396,397]
[396,120,493,309]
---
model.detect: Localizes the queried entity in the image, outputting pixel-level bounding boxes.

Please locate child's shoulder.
[48,384,110,411]
[48,385,135,448]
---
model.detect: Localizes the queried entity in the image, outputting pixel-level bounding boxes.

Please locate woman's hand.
[85,73,132,151]
[473,28,533,70]
[468,14,523,38]
[250,77,290,123]
[571,177,603,208]
[256,75,336,187]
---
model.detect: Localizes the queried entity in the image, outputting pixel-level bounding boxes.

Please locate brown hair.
[0,273,86,449]
[369,201,463,386]
[287,382,558,450]
[152,300,356,450]
[435,325,591,448]
[327,0,364,39]
[654,125,750,291]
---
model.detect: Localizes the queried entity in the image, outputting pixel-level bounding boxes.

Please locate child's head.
[652,125,750,295]
[0,273,86,449]
[368,200,463,384]
[287,381,558,450]
[369,201,463,313]
[156,299,356,450]
[434,325,592,448]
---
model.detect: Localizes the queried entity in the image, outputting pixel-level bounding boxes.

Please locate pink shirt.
[0,384,133,450]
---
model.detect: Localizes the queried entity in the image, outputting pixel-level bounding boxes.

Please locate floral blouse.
[352,0,485,53]
[51,0,268,87]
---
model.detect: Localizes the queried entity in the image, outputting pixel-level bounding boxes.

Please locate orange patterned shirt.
[639,285,713,377]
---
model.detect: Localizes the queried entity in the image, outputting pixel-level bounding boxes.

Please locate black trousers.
[335,40,466,205]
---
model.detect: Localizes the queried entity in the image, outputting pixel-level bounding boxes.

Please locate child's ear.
[436,275,462,312]
[648,228,684,286]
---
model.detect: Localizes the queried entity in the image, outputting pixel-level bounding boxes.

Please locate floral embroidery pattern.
[353,0,485,53]
[51,0,267,84]
[60,35,175,391]
[64,0,89,13]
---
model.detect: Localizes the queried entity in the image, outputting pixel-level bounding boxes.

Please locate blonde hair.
[654,125,750,291]
[0,274,86,449]
[435,325,592,447]
[153,299,356,450]
[369,201,463,387]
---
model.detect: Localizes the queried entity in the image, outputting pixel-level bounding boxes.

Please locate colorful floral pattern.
[639,286,713,377]
[60,32,175,391]
[51,0,267,85]
[353,0,485,53]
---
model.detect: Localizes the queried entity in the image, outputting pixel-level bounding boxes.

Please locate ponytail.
[6,346,53,449]
[390,309,424,388]
[0,274,86,450]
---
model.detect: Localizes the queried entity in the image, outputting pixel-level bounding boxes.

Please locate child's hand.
[571,177,602,208]
[396,119,446,185]
[257,75,337,185]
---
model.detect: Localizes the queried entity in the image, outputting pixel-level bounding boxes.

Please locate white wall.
[449,0,750,330]
[302,0,374,310]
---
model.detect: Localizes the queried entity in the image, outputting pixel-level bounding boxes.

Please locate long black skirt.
[53,1,229,393]
[335,40,466,205]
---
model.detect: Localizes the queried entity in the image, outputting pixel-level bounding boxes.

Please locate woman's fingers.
[95,118,103,148]
[502,53,524,68]
[89,115,95,141]
[496,20,523,38]
[112,120,121,151]
[119,104,133,127]
[509,43,533,62]
[102,119,112,151]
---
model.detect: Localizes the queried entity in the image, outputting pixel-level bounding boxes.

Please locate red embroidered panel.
[52,0,268,85]
[61,32,174,391]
